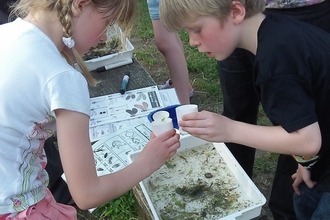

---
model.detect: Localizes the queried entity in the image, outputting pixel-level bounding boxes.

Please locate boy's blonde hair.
[10,0,137,86]
[160,0,265,32]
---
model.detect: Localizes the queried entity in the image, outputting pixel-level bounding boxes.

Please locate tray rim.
[127,135,267,220]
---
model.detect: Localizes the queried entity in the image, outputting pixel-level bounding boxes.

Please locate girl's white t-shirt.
[0,18,90,215]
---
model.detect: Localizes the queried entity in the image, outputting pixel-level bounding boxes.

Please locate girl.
[0,0,180,219]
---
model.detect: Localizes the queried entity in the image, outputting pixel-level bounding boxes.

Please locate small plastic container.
[148,104,181,129]
[152,111,170,121]
[151,117,173,136]
[175,104,198,134]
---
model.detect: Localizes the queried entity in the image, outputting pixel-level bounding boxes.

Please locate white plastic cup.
[151,117,174,136]
[152,111,170,121]
[175,104,198,134]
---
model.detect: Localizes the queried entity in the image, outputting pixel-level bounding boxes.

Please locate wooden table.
[88,58,155,220]
[88,58,156,98]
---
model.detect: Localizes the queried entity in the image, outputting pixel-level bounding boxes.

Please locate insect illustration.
[126,108,138,117]
[112,163,120,169]
[108,156,113,164]
[125,130,140,144]
[125,93,136,100]
[111,140,125,149]
[93,146,104,153]
[90,119,96,126]
[136,93,147,101]
[134,102,148,112]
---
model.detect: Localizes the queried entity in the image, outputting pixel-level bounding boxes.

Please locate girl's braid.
[54,0,73,38]
[54,0,98,86]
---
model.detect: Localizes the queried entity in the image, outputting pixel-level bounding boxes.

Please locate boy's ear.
[230,1,246,24]
[72,0,92,17]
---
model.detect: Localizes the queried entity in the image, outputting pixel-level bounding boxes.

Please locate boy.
[217,1,330,219]
[159,0,330,218]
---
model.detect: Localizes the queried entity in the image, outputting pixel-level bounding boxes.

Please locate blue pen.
[120,72,130,94]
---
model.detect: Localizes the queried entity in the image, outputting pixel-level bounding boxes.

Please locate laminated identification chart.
[92,122,151,177]
[89,86,163,141]
[89,88,180,142]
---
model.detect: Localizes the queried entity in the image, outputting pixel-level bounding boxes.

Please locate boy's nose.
[189,37,200,47]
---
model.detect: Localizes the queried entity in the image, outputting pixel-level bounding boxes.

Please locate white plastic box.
[128,135,266,220]
[75,28,134,72]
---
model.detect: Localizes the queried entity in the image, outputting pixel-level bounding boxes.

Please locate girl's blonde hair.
[160,0,265,32]
[10,0,137,86]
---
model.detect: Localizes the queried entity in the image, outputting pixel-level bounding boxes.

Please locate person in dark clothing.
[0,0,12,23]
[44,137,73,204]
[217,1,330,219]
[160,0,330,218]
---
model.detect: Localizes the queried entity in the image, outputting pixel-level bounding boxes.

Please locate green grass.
[133,0,220,99]
[254,152,279,174]
[89,0,275,219]
[91,191,137,220]
[134,48,158,66]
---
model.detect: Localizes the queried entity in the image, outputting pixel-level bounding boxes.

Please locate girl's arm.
[55,109,180,210]
[180,110,321,156]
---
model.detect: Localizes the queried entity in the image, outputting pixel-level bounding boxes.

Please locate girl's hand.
[292,164,317,195]
[137,129,180,174]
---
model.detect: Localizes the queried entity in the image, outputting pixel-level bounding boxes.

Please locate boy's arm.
[180,111,322,156]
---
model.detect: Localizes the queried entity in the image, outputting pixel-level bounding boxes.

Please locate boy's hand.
[179,110,230,142]
[292,164,317,195]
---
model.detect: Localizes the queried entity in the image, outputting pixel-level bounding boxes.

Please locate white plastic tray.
[128,135,266,220]
[75,28,134,72]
